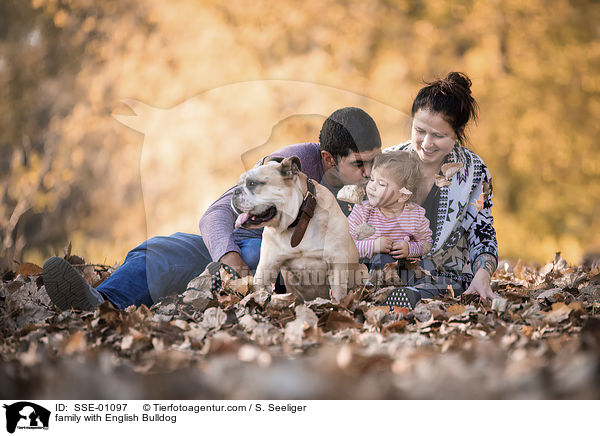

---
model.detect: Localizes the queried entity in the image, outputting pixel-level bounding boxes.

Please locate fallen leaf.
[62,331,86,355]
[227,276,253,295]
[365,306,388,327]
[284,305,318,346]
[16,262,43,278]
[218,294,240,308]
[201,307,227,330]
[434,163,463,187]
[441,162,463,179]
[491,298,508,313]
[434,175,451,188]
[353,222,376,240]
[268,293,297,310]
[336,184,366,204]
[322,311,360,332]
[544,302,572,324]
[446,304,466,317]
[472,192,485,211]
[382,319,408,333]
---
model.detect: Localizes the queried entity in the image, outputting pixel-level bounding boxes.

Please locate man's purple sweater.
[198,142,329,262]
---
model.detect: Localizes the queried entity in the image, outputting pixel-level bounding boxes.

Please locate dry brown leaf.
[365,306,388,327]
[513,260,526,280]
[544,302,572,324]
[434,163,463,187]
[472,192,485,211]
[284,305,318,346]
[322,311,360,332]
[201,307,227,330]
[62,331,87,355]
[434,175,451,188]
[268,293,297,310]
[227,276,253,295]
[353,222,376,240]
[521,325,535,337]
[15,262,43,278]
[441,162,463,178]
[382,319,408,333]
[491,297,509,313]
[218,294,240,308]
[446,303,466,317]
[337,184,366,204]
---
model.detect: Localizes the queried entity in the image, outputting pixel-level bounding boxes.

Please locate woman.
[382,72,499,309]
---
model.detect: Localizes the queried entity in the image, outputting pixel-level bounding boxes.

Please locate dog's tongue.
[235,212,251,229]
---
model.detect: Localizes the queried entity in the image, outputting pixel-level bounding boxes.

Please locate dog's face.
[231,156,302,229]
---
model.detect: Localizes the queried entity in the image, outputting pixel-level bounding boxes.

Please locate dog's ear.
[261,156,284,166]
[279,156,301,179]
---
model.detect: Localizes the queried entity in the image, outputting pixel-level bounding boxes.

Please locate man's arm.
[199,186,240,259]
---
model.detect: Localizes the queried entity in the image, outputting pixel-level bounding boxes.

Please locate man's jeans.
[98,233,262,309]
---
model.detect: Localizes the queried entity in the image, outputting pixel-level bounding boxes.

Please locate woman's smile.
[411,109,457,168]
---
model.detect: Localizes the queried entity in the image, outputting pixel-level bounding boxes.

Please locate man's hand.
[390,239,410,259]
[219,252,251,277]
[373,237,393,254]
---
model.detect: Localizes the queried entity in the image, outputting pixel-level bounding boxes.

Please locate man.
[42,107,382,310]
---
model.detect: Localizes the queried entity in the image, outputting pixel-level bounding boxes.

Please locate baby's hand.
[373,237,393,254]
[390,239,410,258]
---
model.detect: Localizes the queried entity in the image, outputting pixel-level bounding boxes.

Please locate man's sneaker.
[42,256,105,311]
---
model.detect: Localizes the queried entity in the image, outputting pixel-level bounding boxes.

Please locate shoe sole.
[43,257,97,311]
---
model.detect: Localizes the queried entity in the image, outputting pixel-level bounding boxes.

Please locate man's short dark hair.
[319,107,381,160]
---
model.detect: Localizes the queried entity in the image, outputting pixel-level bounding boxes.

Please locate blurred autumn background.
[2,0,600,271]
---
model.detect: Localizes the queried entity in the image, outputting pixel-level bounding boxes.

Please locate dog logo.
[3,402,50,433]
[112,80,411,239]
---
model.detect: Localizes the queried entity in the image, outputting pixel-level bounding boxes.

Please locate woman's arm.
[463,162,499,299]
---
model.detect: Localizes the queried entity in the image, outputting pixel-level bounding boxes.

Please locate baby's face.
[366,167,404,209]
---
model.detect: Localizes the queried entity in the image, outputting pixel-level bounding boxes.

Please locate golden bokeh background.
[2,0,599,269]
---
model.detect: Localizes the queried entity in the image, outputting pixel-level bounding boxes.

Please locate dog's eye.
[246,180,263,188]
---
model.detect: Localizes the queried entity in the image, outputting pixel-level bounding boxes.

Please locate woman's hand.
[464,269,498,300]
[373,237,393,254]
[464,254,499,300]
[390,239,410,259]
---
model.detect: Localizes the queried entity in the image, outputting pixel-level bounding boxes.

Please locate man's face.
[330,148,381,187]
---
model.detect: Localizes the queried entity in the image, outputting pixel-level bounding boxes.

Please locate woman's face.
[411,109,457,168]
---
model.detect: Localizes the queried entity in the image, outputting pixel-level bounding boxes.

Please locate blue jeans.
[98,233,262,309]
[359,253,397,271]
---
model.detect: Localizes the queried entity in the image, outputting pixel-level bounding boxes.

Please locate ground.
[1,253,599,399]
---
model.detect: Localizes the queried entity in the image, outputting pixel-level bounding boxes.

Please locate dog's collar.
[288,176,317,248]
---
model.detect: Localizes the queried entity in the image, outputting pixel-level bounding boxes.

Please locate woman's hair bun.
[441,72,472,94]
[411,71,478,144]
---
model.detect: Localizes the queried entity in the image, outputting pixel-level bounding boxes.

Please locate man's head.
[319,107,382,187]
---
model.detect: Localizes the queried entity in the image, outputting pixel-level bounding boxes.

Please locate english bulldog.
[231,156,366,302]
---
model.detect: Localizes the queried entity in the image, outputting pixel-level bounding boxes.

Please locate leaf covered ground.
[1,254,599,399]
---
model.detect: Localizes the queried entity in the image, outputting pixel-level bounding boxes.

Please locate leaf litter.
[1,252,599,399]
